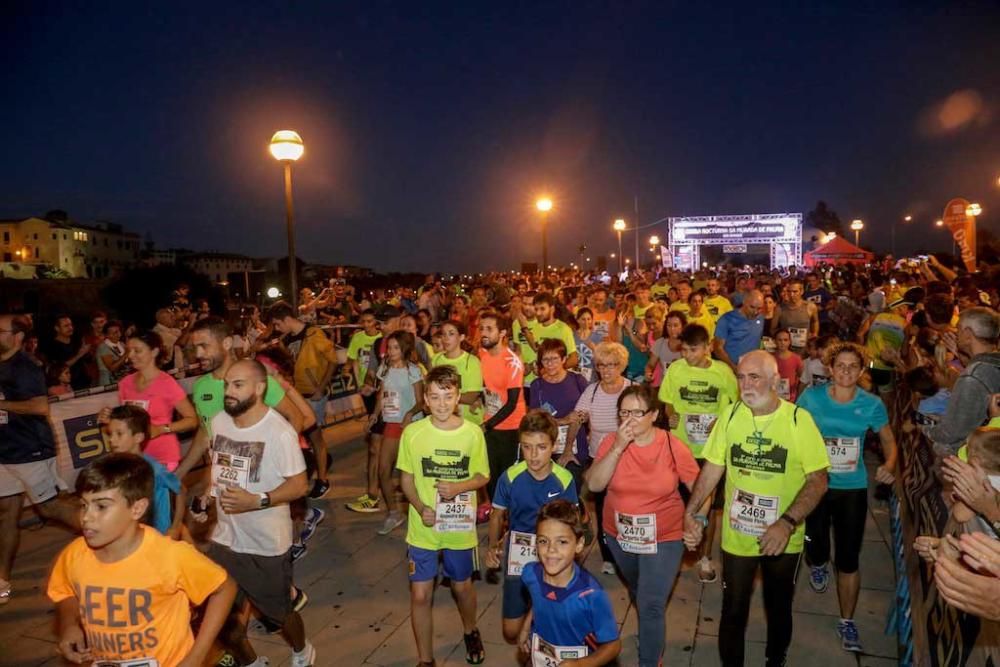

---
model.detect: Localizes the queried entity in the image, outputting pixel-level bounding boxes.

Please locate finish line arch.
[667,213,802,271]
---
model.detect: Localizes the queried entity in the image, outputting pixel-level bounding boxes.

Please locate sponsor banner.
[723,244,747,254]
[942,198,976,273]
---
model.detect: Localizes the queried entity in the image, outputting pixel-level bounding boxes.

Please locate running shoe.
[346,493,381,513]
[697,556,718,583]
[809,564,829,593]
[836,619,863,652]
[308,479,330,499]
[377,513,406,536]
[300,507,326,543]
[291,543,308,562]
[292,586,309,613]
[290,641,316,667]
[601,561,616,575]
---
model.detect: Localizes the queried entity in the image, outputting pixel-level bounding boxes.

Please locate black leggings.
[485,428,520,501]
[804,487,867,573]
[719,551,801,667]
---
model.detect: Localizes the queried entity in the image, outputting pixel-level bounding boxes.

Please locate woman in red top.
[586,384,699,667]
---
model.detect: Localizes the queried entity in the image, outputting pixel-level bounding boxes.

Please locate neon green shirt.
[702,400,830,557]
[431,351,484,424]
[514,319,577,384]
[659,359,738,457]
[704,295,733,321]
[396,418,489,550]
[347,330,382,369]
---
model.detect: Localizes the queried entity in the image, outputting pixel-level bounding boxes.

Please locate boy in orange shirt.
[48,453,236,666]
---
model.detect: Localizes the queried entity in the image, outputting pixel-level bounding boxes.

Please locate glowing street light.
[269,130,304,310]
[967,203,983,217]
[536,197,553,270]
[613,219,626,273]
[850,219,864,247]
[266,286,281,299]
[649,235,660,246]
[936,219,944,227]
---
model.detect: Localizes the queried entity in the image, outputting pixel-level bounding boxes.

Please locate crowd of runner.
[3,252,1000,666]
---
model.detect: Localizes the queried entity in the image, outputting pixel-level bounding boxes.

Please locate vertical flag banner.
[943,197,976,272]
[659,245,672,268]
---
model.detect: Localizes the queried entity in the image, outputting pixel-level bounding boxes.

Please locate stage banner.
[659,245,672,268]
[942,198,976,273]
[890,384,1000,666]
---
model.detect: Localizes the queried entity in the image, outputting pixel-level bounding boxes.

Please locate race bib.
[359,348,372,370]
[824,437,860,474]
[94,658,160,667]
[211,451,251,497]
[615,511,657,554]
[435,491,475,533]
[761,336,776,353]
[789,327,808,349]
[531,634,587,667]
[507,530,538,577]
[484,389,503,417]
[593,320,610,339]
[382,389,402,420]
[555,424,570,454]
[729,489,780,537]
[684,413,715,445]
[124,399,150,412]
[777,378,791,400]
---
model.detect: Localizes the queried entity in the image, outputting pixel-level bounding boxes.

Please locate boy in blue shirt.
[106,404,186,538]
[486,410,578,643]
[519,500,621,666]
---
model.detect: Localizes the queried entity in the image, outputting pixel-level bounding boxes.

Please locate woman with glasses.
[585,384,699,667]
[573,341,633,575]
[795,341,897,654]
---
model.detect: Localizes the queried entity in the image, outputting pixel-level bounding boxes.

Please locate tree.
[805,201,845,237]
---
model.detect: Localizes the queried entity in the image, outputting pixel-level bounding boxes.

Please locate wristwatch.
[258,492,271,509]
[779,512,798,528]
[162,423,172,434]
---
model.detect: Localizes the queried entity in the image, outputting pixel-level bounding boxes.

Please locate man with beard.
[704,276,733,322]
[514,293,577,387]
[206,359,314,667]
[175,317,305,480]
[682,350,829,667]
[0,314,80,604]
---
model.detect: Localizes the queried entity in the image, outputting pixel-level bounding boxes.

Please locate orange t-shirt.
[595,428,700,543]
[478,346,527,431]
[48,525,227,665]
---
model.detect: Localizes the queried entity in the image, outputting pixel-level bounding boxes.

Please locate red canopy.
[804,236,873,266]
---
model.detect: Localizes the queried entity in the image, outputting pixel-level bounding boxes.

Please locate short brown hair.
[537,337,567,360]
[76,453,154,508]
[425,365,462,392]
[822,341,868,369]
[109,404,151,441]
[518,409,558,444]
[536,499,585,540]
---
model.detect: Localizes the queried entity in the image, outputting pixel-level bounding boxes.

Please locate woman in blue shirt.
[796,341,897,655]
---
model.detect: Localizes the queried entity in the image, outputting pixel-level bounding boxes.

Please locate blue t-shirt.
[796,385,888,490]
[529,373,590,461]
[492,461,578,533]
[143,453,181,534]
[521,561,619,650]
[715,309,764,365]
[0,351,56,464]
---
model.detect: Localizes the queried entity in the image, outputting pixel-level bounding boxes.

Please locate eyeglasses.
[618,408,652,418]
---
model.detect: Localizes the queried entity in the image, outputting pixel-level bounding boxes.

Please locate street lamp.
[536,197,553,271]
[613,219,626,273]
[649,235,660,246]
[967,203,983,217]
[269,130,304,310]
[850,219,864,247]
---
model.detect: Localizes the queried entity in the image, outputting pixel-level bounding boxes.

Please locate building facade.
[0,217,141,278]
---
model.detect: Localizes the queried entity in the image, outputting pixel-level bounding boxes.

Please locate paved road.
[0,418,899,666]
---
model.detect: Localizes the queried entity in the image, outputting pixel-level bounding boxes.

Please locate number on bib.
[824,437,860,474]
[615,511,657,554]
[507,530,538,577]
[434,491,475,533]
[531,634,587,667]
[729,489,780,537]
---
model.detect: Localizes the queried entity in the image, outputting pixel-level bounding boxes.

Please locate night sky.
[2,2,998,273]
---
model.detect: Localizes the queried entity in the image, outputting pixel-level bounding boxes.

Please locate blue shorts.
[407,546,476,583]
[308,396,328,427]
[502,573,531,619]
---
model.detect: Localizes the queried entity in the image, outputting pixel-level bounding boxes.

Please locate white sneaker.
[291,641,316,667]
[601,561,616,575]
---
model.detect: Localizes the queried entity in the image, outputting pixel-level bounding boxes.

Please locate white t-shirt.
[209,408,306,556]
[574,379,633,458]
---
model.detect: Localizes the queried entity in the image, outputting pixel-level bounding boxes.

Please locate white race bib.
[554,424,570,454]
[789,327,808,349]
[435,491,475,533]
[382,389,402,420]
[777,378,791,400]
[684,413,715,445]
[615,511,657,554]
[824,437,860,474]
[211,451,251,497]
[507,530,538,577]
[729,489,780,537]
[94,658,160,667]
[485,389,503,417]
[531,634,587,667]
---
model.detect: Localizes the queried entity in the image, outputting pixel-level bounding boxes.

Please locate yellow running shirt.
[659,359,738,458]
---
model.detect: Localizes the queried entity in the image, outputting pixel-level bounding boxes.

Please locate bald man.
[713,290,766,371]
[682,350,830,667]
[206,358,315,665]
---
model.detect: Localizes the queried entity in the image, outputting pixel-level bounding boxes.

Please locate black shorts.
[697,458,725,510]
[207,542,293,625]
[362,393,385,435]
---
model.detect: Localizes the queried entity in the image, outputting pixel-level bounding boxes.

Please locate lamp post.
[613,219,626,273]
[269,130,304,310]
[850,219,864,247]
[649,235,660,268]
[536,198,553,272]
